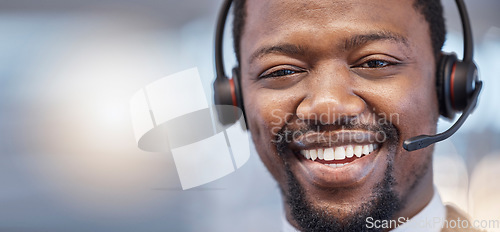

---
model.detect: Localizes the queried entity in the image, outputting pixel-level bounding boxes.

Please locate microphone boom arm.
[403,81,483,151]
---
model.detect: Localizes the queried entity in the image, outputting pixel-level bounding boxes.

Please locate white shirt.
[282,189,445,232]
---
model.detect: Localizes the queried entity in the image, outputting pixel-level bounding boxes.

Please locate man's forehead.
[241,0,423,60]
[245,0,416,22]
[245,0,359,27]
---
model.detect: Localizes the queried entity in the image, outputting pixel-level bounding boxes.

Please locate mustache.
[273,118,400,155]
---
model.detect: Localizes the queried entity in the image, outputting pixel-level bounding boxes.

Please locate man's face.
[239,0,439,230]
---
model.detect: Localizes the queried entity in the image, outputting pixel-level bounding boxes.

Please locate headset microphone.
[403,81,482,151]
[403,0,483,151]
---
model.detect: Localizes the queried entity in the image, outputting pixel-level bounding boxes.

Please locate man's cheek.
[251,94,294,133]
[386,81,437,135]
[401,96,437,135]
[268,107,287,136]
[247,104,289,183]
[246,98,282,152]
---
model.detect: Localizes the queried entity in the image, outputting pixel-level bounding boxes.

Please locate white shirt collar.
[282,188,445,232]
[392,188,445,232]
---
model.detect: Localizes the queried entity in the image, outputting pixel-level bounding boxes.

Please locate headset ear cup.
[437,53,458,119]
[452,61,478,112]
[212,68,246,126]
[213,74,239,125]
[231,67,247,127]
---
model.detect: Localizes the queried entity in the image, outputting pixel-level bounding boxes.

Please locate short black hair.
[232,0,445,64]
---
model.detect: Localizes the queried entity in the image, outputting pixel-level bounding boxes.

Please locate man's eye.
[259,69,299,79]
[358,60,393,68]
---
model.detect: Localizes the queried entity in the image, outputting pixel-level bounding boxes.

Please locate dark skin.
[239,0,440,229]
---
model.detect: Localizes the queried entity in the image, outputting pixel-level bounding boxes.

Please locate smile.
[287,130,387,187]
[299,143,379,168]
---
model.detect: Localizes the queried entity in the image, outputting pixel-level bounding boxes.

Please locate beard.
[276,118,403,232]
[284,160,400,232]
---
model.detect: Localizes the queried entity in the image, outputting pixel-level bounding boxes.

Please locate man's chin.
[283,158,402,232]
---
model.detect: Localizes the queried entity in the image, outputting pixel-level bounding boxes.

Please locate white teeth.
[324,148,334,161]
[362,145,370,155]
[301,150,310,159]
[345,145,354,158]
[334,147,345,160]
[354,145,363,157]
[326,163,348,168]
[310,149,317,161]
[317,149,324,160]
[300,144,378,161]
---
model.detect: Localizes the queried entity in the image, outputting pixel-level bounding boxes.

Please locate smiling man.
[230,0,478,231]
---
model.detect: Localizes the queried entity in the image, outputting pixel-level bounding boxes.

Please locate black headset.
[213,0,483,152]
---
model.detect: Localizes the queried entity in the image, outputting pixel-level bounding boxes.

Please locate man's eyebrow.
[344,31,409,50]
[249,44,305,65]
[249,32,407,64]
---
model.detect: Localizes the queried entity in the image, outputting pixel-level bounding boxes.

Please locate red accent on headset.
[450,63,457,109]
[229,78,238,107]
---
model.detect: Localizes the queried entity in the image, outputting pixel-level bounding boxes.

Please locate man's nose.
[296,65,366,124]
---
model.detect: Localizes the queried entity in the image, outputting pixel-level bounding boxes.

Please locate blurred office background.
[0,0,499,231]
